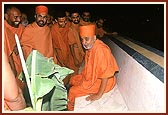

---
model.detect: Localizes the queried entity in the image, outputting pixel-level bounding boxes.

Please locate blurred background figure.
[21,13,29,27]
[65,10,71,22]
[80,10,94,26]
[96,18,118,39]
[47,14,54,28]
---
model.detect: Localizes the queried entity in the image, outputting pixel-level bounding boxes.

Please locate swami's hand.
[85,93,102,101]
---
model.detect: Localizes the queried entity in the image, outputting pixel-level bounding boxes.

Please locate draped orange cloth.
[4,20,25,77]
[4,26,15,58]
[4,20,24,39]
[68,23,85,68]
[67,39,119,111]
[66,21,71,28]
[51,23,77,73]
[20,22,57,63]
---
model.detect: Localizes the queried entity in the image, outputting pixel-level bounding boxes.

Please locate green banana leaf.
[19,50,74,111]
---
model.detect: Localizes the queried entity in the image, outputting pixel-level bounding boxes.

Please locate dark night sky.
[4,3,164,51]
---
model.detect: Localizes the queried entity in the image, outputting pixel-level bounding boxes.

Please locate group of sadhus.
[4,5,119,111]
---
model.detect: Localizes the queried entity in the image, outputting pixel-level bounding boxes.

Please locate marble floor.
[74,84,128,112]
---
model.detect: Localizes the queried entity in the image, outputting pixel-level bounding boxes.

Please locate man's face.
[6,8,22,28]
[82,12,90,22]
[96,19,104,28]
[35,13,47,27]
[81,36,96,50]
[71,12,80,24]
[57,17,67,28]
[21,13,28,26]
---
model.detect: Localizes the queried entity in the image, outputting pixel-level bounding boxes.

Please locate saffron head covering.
[79,24,96,38]
[35,5,48,14]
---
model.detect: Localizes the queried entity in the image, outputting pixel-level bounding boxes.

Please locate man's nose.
[16,17,21,22]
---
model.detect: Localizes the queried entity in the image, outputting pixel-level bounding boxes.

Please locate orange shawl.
[4,26,15,57]
[20,22,57,63]
[4,21,25,77]
[72,39,119,91]
[4,20,25,39]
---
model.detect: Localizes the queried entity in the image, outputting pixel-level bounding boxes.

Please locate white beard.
[83,44,93,50]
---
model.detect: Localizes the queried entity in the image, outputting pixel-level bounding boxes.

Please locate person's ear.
[34,14,36,19]
[4,13,9,20]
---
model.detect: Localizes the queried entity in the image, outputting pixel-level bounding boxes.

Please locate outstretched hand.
[85,78,108,101]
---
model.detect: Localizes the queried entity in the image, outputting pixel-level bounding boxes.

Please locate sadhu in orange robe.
[51,22,78,73]
[4,20,25,90]
[67,39,119,111]
[20,22,57,63]
[4,20,25,77]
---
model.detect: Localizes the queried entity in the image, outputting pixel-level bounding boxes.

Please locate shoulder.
[24,23,34,30]
[94,40,111,53]
[19,24,25,29]
[95,40,109,49]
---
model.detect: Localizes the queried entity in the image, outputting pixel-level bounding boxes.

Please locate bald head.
[5,6,22,28]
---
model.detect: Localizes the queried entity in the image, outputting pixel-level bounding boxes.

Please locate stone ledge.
[101,35,164,83]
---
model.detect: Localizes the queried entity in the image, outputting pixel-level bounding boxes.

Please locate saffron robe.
[51,23,77,73]
[4,20,25,77]
[68,23,85,68]
[67,39,119,110]
[20,22,57,63]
